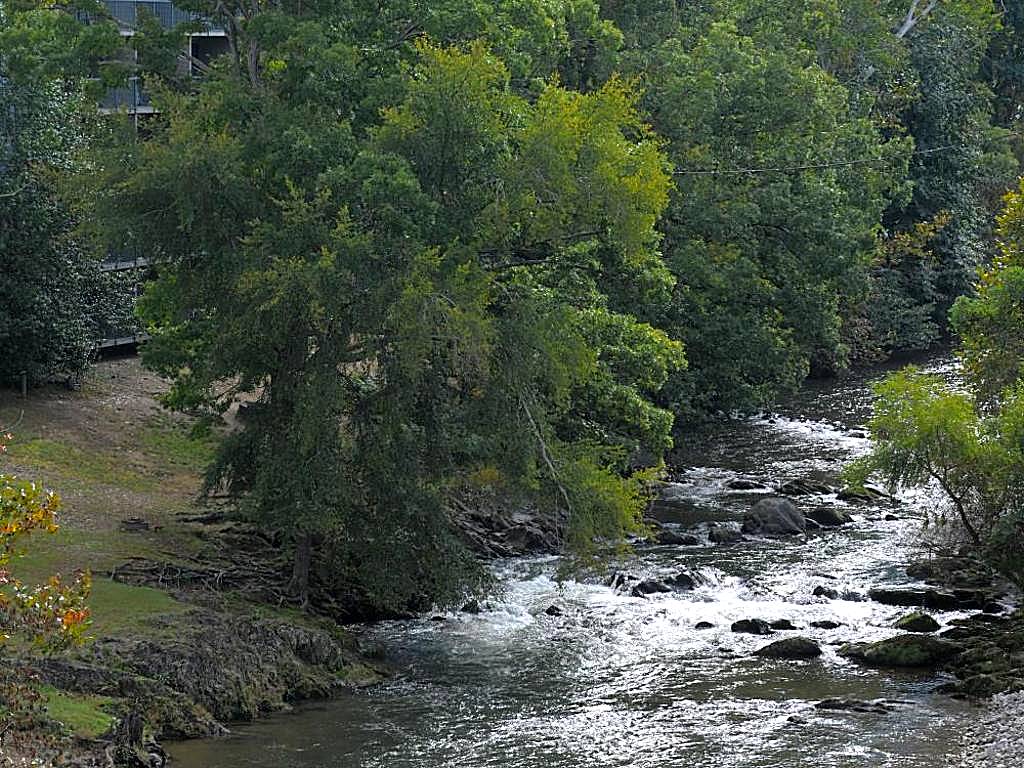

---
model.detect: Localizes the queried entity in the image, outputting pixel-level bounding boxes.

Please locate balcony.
[98,77,154,113]
[101,249,153,272]
[102,0,221,32]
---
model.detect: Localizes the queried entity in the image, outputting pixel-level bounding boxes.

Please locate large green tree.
[89,22,681,610]
[644,17,911,416]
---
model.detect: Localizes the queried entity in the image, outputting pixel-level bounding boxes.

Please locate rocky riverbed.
[166,353,1022,768]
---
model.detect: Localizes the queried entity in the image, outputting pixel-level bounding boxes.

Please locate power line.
[673,133,1022,177]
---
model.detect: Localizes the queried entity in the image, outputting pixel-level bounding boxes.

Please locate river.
[171,354,987,767]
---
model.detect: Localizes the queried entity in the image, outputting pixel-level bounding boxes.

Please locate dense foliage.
[852,180,1024,587]
[2,0,1020,610]
[0,75,133,386]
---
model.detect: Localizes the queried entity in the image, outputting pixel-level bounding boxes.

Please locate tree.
[0,431,91,735]
[852,179,1024,587]
[0,4,133,387]
[89,24,681,611]
[642,18,910,416]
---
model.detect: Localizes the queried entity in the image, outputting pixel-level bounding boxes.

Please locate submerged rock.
[708,523,744,544]
[726,478,768,491]
[742,498,806,536]
[731,619,773,635]
[755,637,822,659]
[810,620,843,630]
[839,634,961,668]
[815,698,892,714]
[544,605,564,617]
[894,612,941,633]
[805,507,853,527]
[777,479,835,496]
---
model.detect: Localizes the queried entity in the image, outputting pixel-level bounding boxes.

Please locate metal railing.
[98,77,153,111]
[103,0,200,29]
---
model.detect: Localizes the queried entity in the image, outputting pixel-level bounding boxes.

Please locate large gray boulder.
[754,637,822,659]
[742,498,806,536]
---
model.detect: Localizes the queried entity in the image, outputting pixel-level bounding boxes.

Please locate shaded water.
[172,355,982,768]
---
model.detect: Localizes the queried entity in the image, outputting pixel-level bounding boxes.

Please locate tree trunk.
[289,532,314,608]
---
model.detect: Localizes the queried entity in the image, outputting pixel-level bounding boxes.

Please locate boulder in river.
[754,637,822,659]
[769,619,799,631]
[777,479,835,496]
[726,478,768,491]
[868,587,960,610]
[667,572,699,591]
[655,528,701,546]
[813,585,839,600]
[810,620,843,630]
[544,605,564,617]
[695,621,715,630]
[708,523,744,545]
[631,579,672,597]
[894,612,941,633]
[839,634,961,668]
[731,619,773,635]
[742,498,806,536]
[805,507,853,527]
[815,698,892,714]
[605,570,637,591]
[836,484,890,503]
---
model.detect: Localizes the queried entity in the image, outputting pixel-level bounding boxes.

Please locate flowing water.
[172,355,986,768]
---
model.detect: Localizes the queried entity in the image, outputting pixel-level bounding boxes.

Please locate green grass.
[139,421,219,472]
[42,687,117,739]
[8,532,187,636]
[87,578,187,635]
[8,438,159,492]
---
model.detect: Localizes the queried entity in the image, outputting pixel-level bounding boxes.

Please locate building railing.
[103,0,200,29]
[98,77,152,111]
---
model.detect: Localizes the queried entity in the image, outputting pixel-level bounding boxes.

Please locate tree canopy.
[1,0,1020,610]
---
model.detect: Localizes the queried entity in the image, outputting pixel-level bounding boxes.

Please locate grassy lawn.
[0,357,215,637]
[41,686,117,740]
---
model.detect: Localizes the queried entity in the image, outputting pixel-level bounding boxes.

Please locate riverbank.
[5,354,1022,767]
[0,359,383,766]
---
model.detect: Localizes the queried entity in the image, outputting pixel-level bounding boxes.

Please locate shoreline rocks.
[839,634,962,668]
[895,611,941,633]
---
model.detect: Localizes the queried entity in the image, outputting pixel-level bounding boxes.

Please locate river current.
[172,355,985,767]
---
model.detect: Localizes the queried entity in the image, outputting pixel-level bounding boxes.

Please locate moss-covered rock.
[839,634,961,668]
[895,612,941,633]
